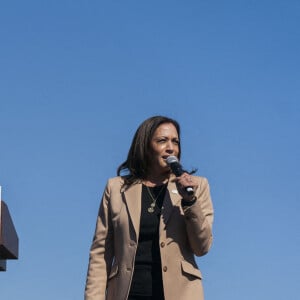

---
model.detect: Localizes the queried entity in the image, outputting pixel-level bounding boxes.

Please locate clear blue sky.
[1,1,299,299]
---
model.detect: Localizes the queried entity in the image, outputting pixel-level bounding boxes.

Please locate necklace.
[146,184,166,213]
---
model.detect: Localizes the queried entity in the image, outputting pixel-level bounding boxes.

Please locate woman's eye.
[158,139,166,143]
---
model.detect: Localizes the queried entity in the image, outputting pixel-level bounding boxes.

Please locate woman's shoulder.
[193,175,210,187]
[105,176,138,195]
[106,176,125,187]
[194,175,208,181]
[101,176,124,196]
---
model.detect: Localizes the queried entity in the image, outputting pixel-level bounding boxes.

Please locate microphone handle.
[170,162,194,195]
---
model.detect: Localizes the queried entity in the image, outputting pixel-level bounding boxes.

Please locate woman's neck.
[143,172,170,187]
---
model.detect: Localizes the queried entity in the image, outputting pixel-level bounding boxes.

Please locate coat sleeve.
[183,177,214,256]
[85,181,114,300]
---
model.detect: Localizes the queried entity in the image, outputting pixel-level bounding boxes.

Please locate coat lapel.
[123,183,142,240]
[160,178,182,229]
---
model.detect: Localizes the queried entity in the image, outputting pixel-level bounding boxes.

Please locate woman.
[85,116,214,300]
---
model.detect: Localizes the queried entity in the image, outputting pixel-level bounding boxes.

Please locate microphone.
[166,156,194,195]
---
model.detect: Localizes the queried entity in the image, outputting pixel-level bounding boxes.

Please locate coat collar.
[123,183,142,240]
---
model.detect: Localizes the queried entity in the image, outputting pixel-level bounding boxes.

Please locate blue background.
[1,1,299,299]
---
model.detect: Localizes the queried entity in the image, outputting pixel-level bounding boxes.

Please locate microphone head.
[166,156,178,165]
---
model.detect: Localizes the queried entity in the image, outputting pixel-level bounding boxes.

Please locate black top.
[128,184,167,299]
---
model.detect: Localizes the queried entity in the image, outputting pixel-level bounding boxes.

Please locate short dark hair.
[117,116,181,187]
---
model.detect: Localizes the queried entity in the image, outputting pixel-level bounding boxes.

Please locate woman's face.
[149,122,180,175]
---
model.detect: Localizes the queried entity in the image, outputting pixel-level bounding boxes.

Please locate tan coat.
[85,175,214,300]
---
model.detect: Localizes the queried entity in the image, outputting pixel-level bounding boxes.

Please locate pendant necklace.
[146,184,166,213]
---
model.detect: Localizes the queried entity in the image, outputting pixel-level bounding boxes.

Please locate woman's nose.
[166,141,174,153]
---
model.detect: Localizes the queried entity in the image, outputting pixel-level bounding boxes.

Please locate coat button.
[160,242,165,248]
[163,266,168,272]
